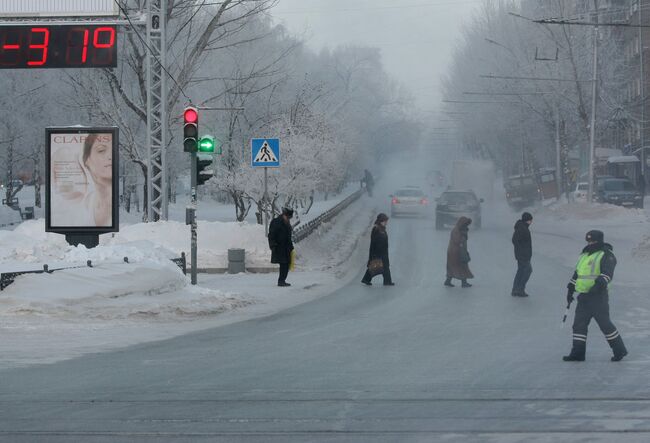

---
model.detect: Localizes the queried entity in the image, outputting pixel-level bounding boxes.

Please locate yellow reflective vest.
[575,250,605,294]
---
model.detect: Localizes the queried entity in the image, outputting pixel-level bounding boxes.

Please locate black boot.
[609,335,628,362]
[563,341,586,362]
[461,279,472,288]
[444,277,454,287]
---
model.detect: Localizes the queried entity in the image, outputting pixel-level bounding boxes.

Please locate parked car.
[573,182,589,202]
[504,174,541,209]
[435,190,483,230]
[595,178,644,208]
[390,186,429,217]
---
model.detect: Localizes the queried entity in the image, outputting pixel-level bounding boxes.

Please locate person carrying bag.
[361,213,395,286]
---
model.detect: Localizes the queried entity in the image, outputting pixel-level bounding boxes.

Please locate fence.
[1,253,187,291]
[293,189,364,243]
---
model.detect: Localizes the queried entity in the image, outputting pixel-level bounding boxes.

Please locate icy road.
[1,201,649,442]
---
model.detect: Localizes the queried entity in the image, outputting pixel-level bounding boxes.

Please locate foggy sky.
[270,0,482,115]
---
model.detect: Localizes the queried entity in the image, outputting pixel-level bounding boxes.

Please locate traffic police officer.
[564,230,628,362]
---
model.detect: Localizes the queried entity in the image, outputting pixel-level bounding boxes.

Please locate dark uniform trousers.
[570,292,626,358]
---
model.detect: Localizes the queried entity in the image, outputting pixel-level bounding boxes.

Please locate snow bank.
[108,220,268,268]
[538,201,647,225]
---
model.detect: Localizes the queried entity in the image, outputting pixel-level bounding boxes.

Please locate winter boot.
[608,335,628,362]
[461,280,472,288]
[563,341,586,362]
[444,278,455,287]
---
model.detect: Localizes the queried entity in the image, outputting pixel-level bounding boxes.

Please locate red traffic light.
[184,107,198,124]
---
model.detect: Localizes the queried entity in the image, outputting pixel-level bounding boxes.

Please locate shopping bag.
[289,249,296,271]
[367,258,384,277]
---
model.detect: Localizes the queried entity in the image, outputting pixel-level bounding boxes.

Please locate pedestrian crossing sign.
[251,138,280,167]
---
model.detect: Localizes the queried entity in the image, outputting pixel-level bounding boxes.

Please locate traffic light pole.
[264,167,269,236]
[190,151,198,285]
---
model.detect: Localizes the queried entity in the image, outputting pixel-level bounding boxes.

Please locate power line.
[112,0,191,102]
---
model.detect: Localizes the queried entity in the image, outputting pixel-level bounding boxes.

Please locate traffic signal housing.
[183,106,198,152]
[196,153,214,186]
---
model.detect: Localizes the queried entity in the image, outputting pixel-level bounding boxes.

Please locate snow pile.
[0,219,269,269]
[108,220,269,268]
[539,201,647,225]
[0,220,69,264]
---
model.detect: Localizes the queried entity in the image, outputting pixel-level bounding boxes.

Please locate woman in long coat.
[361,213,395,286]
[445,216,474,288]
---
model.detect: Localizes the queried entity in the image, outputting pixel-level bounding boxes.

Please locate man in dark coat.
[511,212,533,297]
[361,213,394,286]
[445,216,473,288]
[268,207,294,287]
[564,230,627,362]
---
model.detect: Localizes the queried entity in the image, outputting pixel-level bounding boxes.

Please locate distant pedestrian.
[362,169,375,197]
[511,212,533,297]
[638,173,646,197]
[444,217,473,288]
[361,213,395,286]
[268,207,294,287]
[563,230,627,362]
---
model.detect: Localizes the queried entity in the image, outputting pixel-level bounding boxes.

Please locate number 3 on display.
[0,25,117,69]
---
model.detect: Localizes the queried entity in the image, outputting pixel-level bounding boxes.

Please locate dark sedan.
[435,190,483,230]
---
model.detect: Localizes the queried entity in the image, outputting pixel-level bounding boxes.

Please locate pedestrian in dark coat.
[361,213,395,286]
[563,230,627,362]
[268,207,294,287]
[445,216,473,288]
[511,212,533,297]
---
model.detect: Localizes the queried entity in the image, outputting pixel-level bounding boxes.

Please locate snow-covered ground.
[0,188,376,369]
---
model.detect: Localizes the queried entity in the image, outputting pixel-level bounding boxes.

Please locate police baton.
[562,291,574,326]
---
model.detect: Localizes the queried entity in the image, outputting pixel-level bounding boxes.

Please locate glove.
[567,282,575,293]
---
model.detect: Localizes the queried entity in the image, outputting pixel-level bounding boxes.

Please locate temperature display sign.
[0,25,117,69]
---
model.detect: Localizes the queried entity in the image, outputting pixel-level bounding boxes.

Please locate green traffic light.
[198,135,215,152]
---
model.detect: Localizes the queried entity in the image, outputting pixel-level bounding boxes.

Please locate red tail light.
[392,198,399,204]
[420,198,428,205]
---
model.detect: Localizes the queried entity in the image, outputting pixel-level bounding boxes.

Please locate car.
[390,186,429,217]
[573,182,589,202]
[435,190,483,230]
[504,174,541,209]
[595,178,644,208]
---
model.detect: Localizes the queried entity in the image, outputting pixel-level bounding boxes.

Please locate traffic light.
[198,135,215,153]
[196,153,214,186]
[183,106,198,152]
[198,135,223,154]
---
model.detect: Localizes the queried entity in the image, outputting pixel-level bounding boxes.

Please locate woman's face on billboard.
[86,139,112,182]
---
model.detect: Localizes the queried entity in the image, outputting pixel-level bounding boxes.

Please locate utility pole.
[640,0,646,179]
[588,0,599,203]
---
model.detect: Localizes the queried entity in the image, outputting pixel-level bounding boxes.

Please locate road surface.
[1,208,649,442]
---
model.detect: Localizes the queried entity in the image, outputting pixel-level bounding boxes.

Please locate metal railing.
[293,189,365,243]
[1,253,187,291]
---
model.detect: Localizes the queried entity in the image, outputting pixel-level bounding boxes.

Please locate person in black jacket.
[511,212,533,297]
[268,207,294,287]
[563,230,627,361]
[361,213,395,286]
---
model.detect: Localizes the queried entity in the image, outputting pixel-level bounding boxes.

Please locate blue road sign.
[251,138,280,168]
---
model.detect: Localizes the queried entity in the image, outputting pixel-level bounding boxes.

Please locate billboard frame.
[0,1,120,18]
[45,126,120,236]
